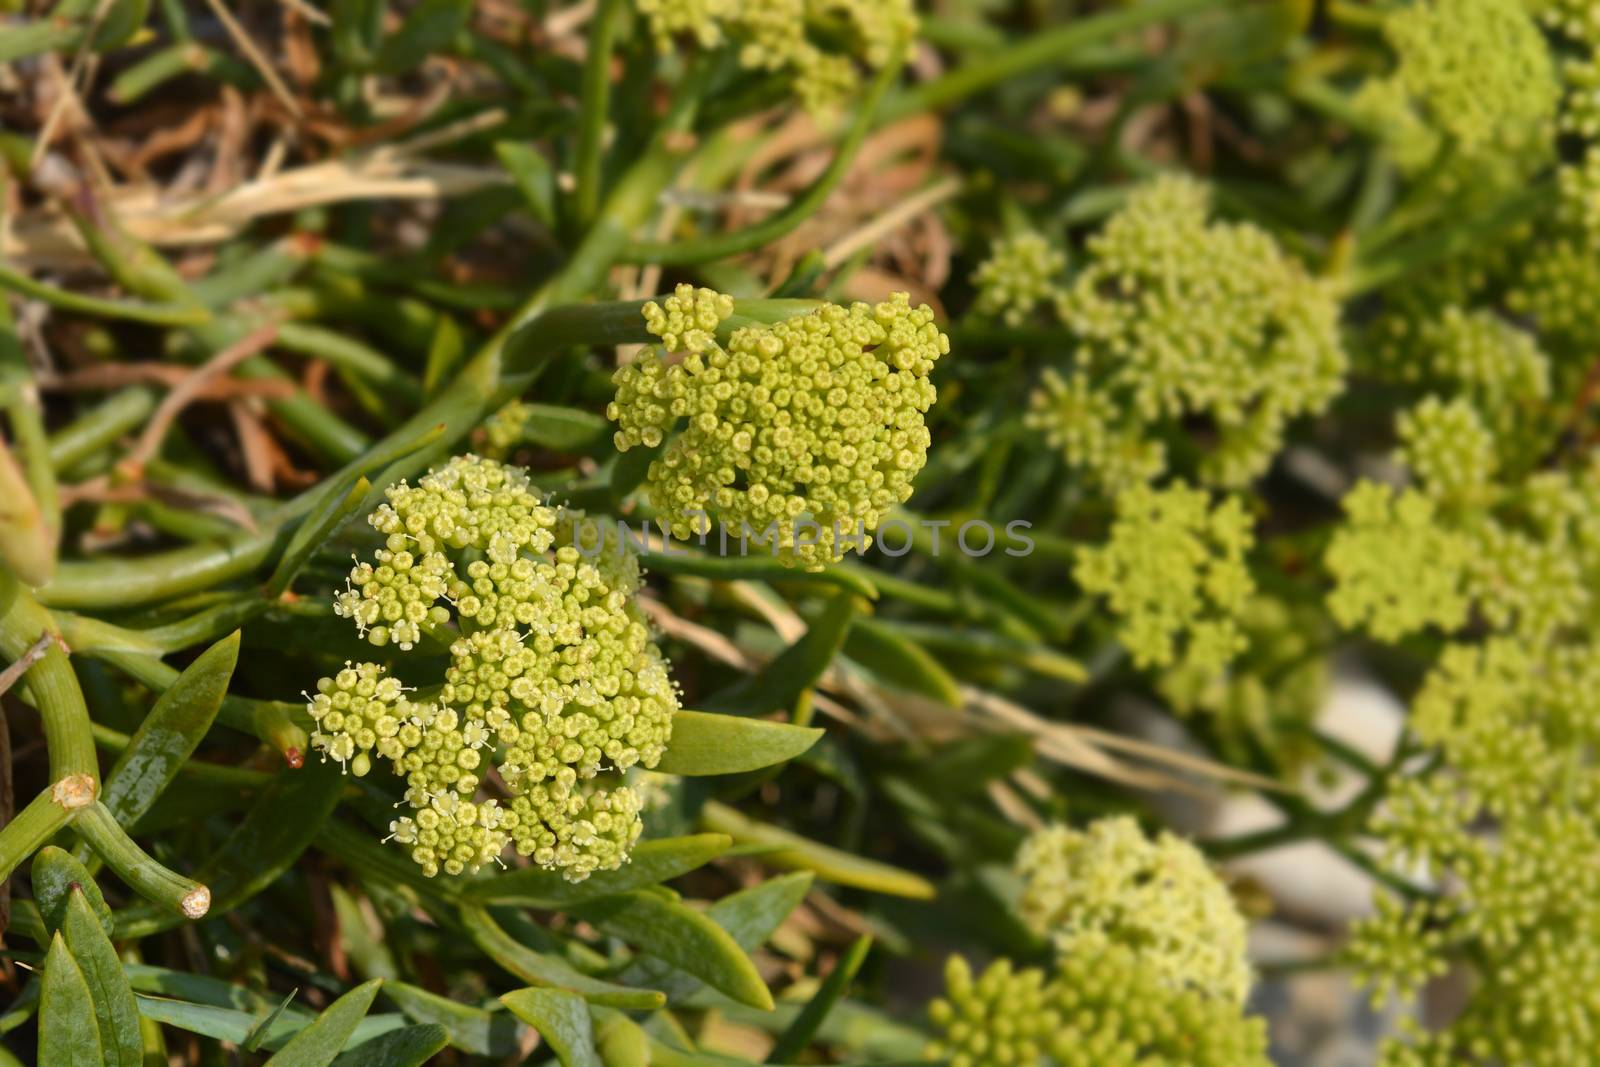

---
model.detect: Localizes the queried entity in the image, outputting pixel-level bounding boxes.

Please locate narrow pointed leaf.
[845,619,962,708]
[766,936,872,1062]
[113,762,344,938]
[654,711,822,777]
[463,833,732,907]
[265,476,371,597]
[574,890,773,1010]
[102,631,238,826]
[244,991,300,1052]
[500,989,602,1067]
[60,890,142,1067]
[263,979,384,1067]
[133,994,404,1050]
[39,933,102,1065]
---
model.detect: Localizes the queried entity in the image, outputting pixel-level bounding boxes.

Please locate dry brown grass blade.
[121,322,280,476]
[821,175,961,269]
[62,477,260,533]
[203,0,304,119]
[6,158,508,266]
[964,687,1284,794]
[42,364,296,402]
[0,634,59,700]
[1067,723,1291,792]
[228,401,278,493]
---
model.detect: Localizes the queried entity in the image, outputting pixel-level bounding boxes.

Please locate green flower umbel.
[1074,481,1256,680]
[609,285,948,567]
[312,455,679,881]
[928,947,1270,1067]
[1015,816,1255,1006]
[1026,175,1346,488]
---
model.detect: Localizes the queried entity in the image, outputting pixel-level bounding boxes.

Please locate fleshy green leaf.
[263,979,384,1067]
[60,890,142,1067]
[460,904,666,1010]
[133,994,403,1051]
[638,551,878,600]
[39,933,102,1065]
[514,403,610,451]
[462,833,732,907]
[31,845,111,937]
[654,711,822,777]
[701,801,936,899]
[265,477,371,597]
[494,143,557,229]
[572,890,773,1011]
[102,631,238,827]
[330,1023,450,1067]
[618,872,814,1002]
[500,989,602,1067]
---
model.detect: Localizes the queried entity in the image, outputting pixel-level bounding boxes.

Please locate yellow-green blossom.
[311,455,679,881]
[1075,481,1255,677]
[609,285,948,567]
[972,232,1066,326]
[635,0,915,113]
[1029,175,1345,488]
[1015,816,1254,1006]
[927,947,1270,1067]
[1324,481,1472,642]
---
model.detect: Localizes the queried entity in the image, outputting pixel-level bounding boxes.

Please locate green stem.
[573,0,624,228]
[622,52,904,266]
[0,264,211,326]
[74,802,211,919]
[879,0,1219,121]
[47,388,158,473]
[275,322,423,407]
[0,781,95,883]
[0,571,97,781]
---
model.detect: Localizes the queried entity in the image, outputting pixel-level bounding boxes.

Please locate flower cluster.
[927,947,1270,1067]
[1347,639,1600,1065]
[1015,816,1254,1006]
[634,0,915,113]
[1368,308,1553,474]
[1378,0,1557,163]
[971,232,1066,327]
[311,455,678,880]
[1074,481,1255,683]
[1395,396,1497,508]
[1324,481,1472,642]
[608,285,948,567]
[1025,176,1346,488]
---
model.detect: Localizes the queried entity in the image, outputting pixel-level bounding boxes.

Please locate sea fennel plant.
[14,0,1600,1065]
